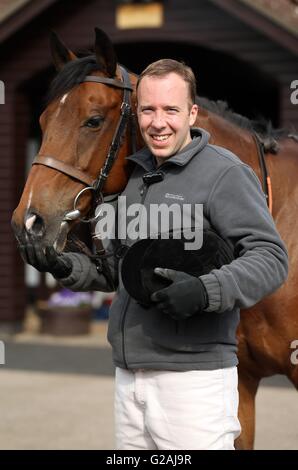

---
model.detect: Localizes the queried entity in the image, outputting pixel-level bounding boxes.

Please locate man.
[23,60,288,449]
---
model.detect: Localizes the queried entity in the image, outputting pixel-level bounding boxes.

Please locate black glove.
[151,268,209,320]
[20,243,72,279]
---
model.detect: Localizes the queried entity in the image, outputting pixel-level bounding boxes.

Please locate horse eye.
[84,116,103,128]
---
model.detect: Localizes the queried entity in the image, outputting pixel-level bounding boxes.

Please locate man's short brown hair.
[136,59,197,105]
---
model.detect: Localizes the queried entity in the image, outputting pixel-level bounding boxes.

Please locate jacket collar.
[126,127,210,171]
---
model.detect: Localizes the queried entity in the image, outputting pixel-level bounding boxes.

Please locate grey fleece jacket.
[59,128,288,370]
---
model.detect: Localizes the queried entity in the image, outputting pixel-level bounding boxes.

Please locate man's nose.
[151,112,166,129]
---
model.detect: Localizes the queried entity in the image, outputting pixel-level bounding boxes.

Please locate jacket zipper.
[120,181,151,368]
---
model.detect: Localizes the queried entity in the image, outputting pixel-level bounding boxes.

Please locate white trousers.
[114,366,241,450]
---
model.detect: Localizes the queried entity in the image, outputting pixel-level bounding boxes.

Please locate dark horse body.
[11,29,298,449]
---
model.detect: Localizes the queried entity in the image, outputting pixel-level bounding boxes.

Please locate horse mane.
[197,97,292,140]
[46,54,295,142]
[46,54,100,105]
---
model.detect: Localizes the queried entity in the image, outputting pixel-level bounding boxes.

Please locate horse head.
[11,28,138,252]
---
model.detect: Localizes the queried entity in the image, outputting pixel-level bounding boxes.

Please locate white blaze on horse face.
[60,93,68,104]
[54,93,69,118]
[26,189,33,212]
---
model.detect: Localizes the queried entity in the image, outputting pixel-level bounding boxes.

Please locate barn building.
[0,0,297,331]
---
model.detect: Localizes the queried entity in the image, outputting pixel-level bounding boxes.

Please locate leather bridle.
[32,65,136,223]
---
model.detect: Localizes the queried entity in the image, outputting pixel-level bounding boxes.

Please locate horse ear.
[50,31,77,71]
[94,28,117,77]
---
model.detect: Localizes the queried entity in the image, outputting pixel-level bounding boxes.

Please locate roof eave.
[0,0,59,45]
[209,0,298,56]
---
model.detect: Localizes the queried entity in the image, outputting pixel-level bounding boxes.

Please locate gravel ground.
[0,319,297,450]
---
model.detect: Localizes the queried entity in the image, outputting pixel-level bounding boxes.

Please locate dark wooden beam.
[209,0,298,56]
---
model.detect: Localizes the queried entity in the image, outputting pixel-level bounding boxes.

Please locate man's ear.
[189,103,199,126]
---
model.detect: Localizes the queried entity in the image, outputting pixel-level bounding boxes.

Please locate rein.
[83,66,135,195]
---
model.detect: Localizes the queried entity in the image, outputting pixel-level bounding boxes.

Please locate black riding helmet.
[121,229,234,305]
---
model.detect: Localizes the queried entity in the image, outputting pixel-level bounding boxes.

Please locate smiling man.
[107,59,287,450]
[137,69,198,163]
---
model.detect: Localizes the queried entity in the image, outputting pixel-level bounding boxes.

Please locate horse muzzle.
[11,207,80,253]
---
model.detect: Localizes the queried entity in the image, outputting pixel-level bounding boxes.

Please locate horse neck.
[196,108,298,221]
[197,107,257,170]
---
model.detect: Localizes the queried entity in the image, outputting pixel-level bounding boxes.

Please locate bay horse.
[11,29,298,449]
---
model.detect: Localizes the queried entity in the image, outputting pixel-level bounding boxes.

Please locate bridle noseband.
[32,65,136,223]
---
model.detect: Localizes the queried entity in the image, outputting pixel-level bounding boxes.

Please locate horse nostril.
[24,212,45,237]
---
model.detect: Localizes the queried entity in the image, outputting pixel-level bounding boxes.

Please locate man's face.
[137,73,198,163]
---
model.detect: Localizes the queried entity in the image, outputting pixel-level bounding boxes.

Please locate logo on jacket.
[165,193,185,201]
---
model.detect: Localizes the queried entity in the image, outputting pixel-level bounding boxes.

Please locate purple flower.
[48,288,93,307]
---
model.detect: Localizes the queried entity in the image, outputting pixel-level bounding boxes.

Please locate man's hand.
[151,268,209,320]
[20,243,72,279]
